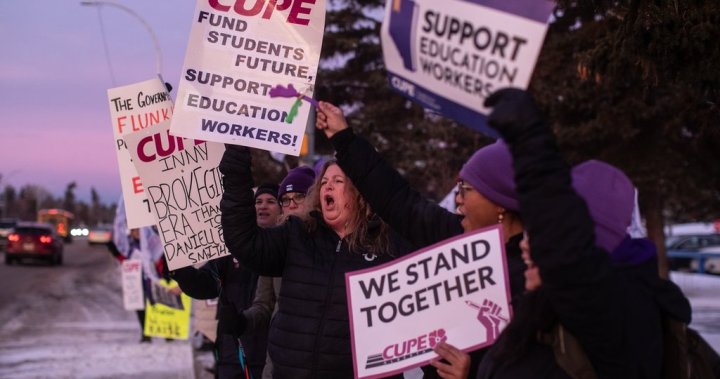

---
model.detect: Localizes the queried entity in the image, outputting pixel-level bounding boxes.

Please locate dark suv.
[0,219,17,252]
[5,222,64,265]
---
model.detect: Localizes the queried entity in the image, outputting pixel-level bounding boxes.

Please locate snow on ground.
[671,272,720,352]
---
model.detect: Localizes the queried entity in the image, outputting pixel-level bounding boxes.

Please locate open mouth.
[324,194,335,207]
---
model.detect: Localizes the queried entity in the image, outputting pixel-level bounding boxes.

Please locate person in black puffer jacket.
[172,183,281,379]
[219,146,411,379]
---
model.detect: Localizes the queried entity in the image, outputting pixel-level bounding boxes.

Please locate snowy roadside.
[671,272,720,352]
[0,246,197,379]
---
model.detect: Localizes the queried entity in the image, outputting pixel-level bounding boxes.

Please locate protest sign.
[346,226,511,378]
[169,0,326,156]
[380,0,554,136]
[121,259,144,311]
[108,77,174,228]
[124,120,228,270]
[144,280,192,340]
[151,281,185,310]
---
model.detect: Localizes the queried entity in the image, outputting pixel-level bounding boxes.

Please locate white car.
[87,225,113,245]
[691,245,720,275]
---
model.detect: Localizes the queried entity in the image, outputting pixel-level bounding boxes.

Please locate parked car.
[5,222,64,265]
[87,225,113,245]
[690,245,720,275]
[666,233,720,271]
[0,219,17,251]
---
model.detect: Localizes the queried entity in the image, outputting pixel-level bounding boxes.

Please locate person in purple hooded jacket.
[432,88,692,379]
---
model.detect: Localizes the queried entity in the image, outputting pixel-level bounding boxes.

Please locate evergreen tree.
[63,182,77,216]
[532,1,720,276]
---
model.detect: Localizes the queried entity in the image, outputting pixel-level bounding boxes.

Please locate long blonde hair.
[306,160,392,257]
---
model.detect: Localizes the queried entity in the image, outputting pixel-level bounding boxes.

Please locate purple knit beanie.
[458,140,518,211]
[572,160,634,253]
[279,166,316,199]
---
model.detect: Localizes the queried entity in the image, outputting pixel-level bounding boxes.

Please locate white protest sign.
[346,226,512,378]
[380,0,554,136]
[124,120,228,270]
[169,0,326,155]
[121,259,144,311]
[108,77,174,228]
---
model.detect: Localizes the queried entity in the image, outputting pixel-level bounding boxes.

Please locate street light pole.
[80,0,164,79]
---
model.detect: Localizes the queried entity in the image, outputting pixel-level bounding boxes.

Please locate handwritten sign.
[107,77,174,228]
[144,280,192,340]
[380,0,554,136]
[121,259,144,310]
[346,226,512,378]
[124,120,228,270]
[169,0,326,155]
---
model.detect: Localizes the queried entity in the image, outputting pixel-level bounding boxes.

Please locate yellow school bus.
[37,209,74,243]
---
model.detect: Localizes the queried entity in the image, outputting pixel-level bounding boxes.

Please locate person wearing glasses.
[314,101,527,378]
[240,165,316,379]
[171,183,281,379]
[219,145,411,379]
[277,166,316,223]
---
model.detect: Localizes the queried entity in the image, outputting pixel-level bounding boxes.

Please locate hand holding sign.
[429,341,471,379]
[316,101,349,139]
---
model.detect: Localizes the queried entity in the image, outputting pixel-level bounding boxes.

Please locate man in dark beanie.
[254,183,281,227]
[171,182,281,379]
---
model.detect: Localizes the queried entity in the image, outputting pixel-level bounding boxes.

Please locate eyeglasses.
[280,193,306,207]
[456,180,475,199]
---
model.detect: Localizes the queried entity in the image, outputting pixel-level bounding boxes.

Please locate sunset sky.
[0,1,195,204]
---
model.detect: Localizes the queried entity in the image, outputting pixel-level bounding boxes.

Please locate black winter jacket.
[329,128,527,378]
[330,128,526,305]
[172,255,268,375]
[219,145,410,379]
[476,96,691,379]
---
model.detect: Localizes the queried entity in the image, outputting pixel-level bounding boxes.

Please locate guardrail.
[667,249,720,274]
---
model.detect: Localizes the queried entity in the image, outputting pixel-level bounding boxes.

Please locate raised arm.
[219,145,288,276]
[484,89,607,285]
[485,88,624,376]
[316,101,464,248]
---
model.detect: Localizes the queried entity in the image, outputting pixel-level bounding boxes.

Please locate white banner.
[124,120,228,270]
[121,259,144,311]
[169,0,326,156]
[107,77,173,228]
[346,226,512,378]
[381,0,554,136]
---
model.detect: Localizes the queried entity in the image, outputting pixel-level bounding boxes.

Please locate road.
[0,239,196,379]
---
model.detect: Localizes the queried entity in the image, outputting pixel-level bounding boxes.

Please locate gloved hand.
[483,88,546,142]
[218,144,251,183]
[217,306,247,338]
